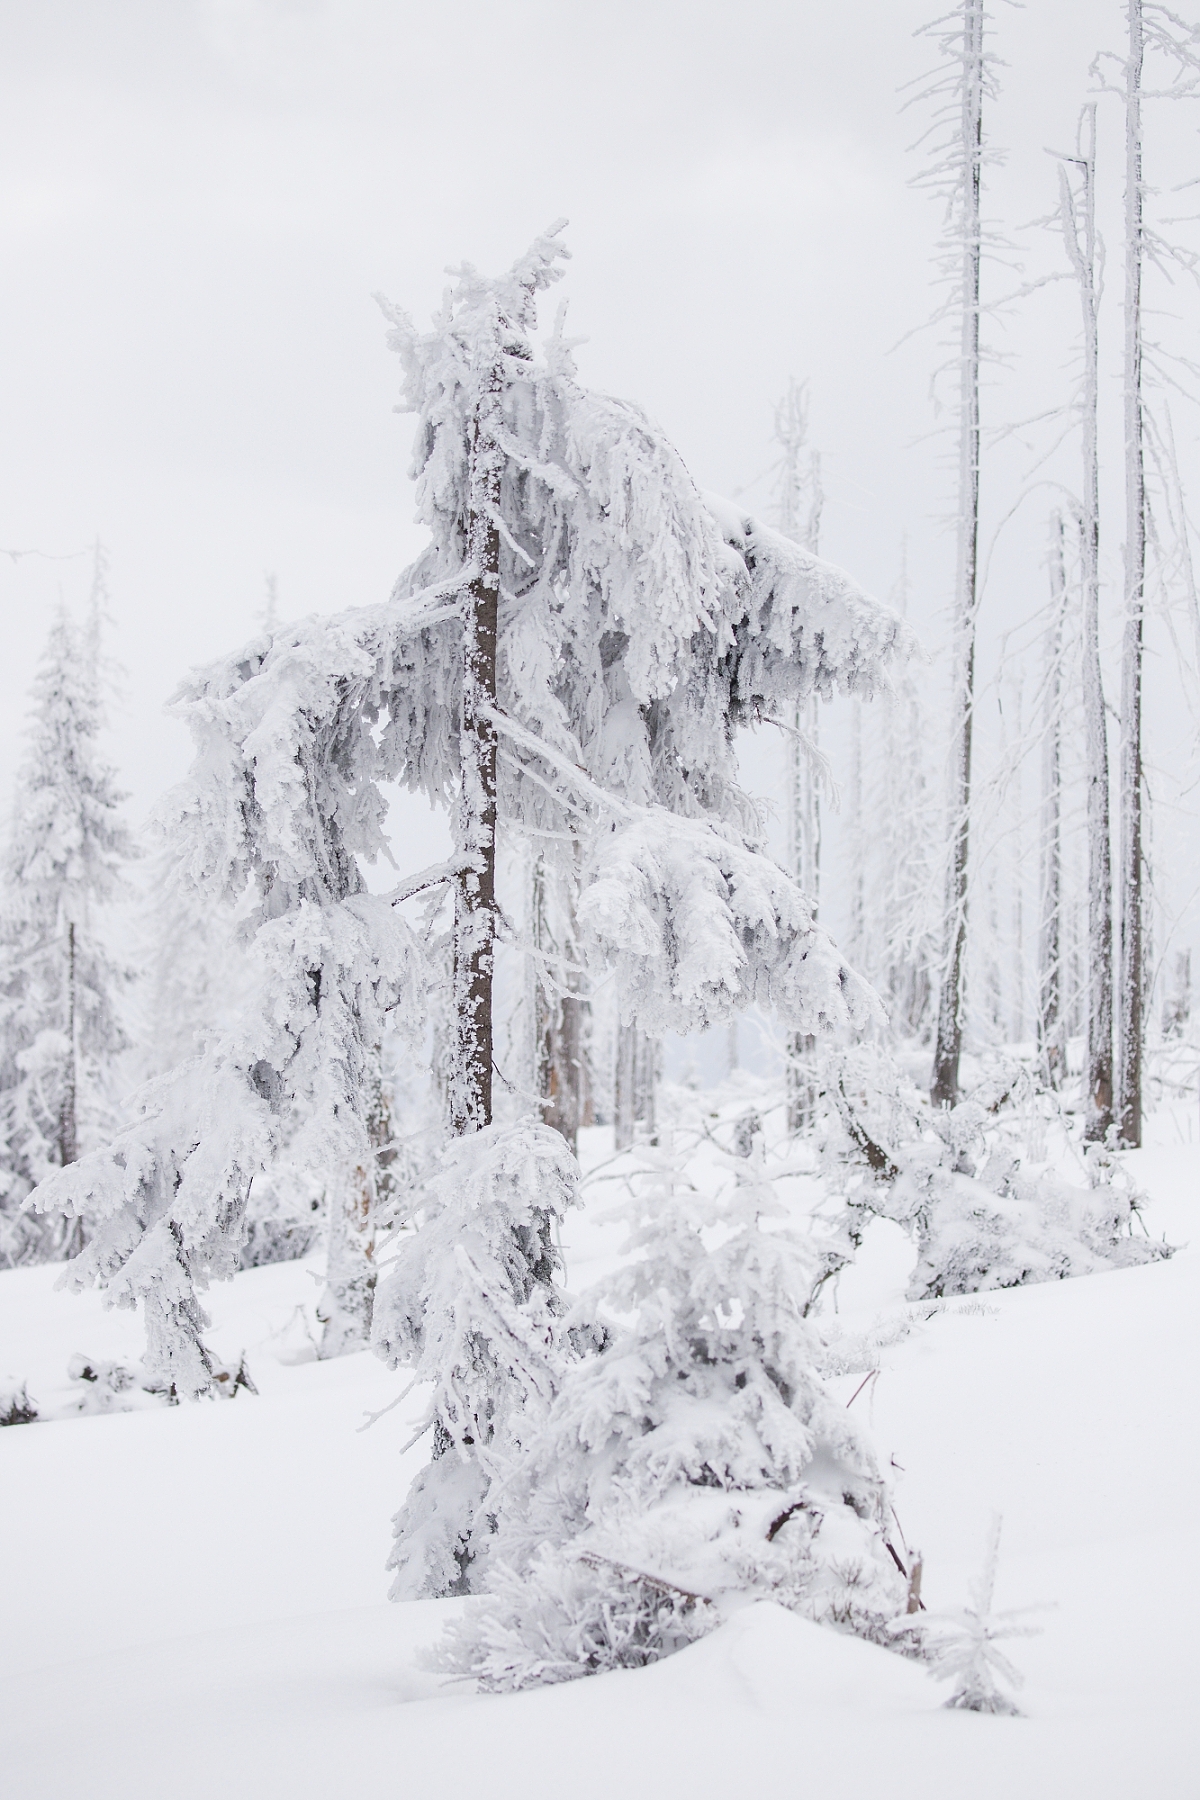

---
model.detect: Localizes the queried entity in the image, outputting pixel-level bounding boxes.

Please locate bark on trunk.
[786,699,821,1133]
[1038,516,1067,1089]
[1118,0,1146,1148]
[59,920,77,1168]
[59,919,84,1259]
[449,367,502,1138]
[931,0,983,1110]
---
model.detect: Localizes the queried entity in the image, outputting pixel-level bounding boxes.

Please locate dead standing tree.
[908,0,999,1108]
[1053,104,1115,1137]
[1095,0,1200,1146]
[1038,514,1069,1090]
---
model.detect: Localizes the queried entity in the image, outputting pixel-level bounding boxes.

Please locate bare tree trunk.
[1009,668,1026,1045]
[784,435,823,1135]
[848,698,865,971]
[931,0,984,1109]
[449,370,502,1138]
[1162,948,1191,1038]
[59,919,85,1258]
[532,853,591,1156]
[59,920,77,1169]
[319,1155,377,1357]
[614,1023,657,1150]
[1118,0,1146,1148]
[1057,104,1114,1137]
[786,697,821,1133]
[1038,516,1067,1088]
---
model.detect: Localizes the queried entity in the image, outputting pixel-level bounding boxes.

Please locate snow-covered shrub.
[209,1353,257,1398]
[66,1352,141,1414]
[65,1349,254,1414]
[438,1132,905,1685]
[374,1119,582,1597]
[0,1379,38,1425]
[439,1544,716,1692]
[821,1048,1173,1301]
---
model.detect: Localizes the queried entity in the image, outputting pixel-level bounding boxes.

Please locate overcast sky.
[1,0,1196,970]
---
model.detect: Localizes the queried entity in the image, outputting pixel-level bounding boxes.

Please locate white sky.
[1,0,1196,992]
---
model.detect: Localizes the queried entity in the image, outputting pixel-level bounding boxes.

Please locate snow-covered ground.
[2,1116,1196,1800]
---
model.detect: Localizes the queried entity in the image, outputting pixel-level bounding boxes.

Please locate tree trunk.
[614,1023,657,1150]
[1162,948,1190,1038]
[449,369,502,1138]
[931,0,984,1109]
[532,853,591,1156]
[786,696,821,1133]
[319,1155,377,1357]
[59,920,77,1168]
[786,444,824,1135]
[59,919,84,1259]
[1118,0,1146,1148]
[1060,106,1116,1140]
[848,698,865,973]
[319,1045,395,1357]
[1038,517,1067,1088]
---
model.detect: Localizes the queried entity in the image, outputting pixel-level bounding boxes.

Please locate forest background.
[1,0,1197,1084]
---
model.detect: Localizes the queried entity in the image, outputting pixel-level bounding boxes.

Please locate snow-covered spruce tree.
[368,227,908,1595]
[0,587,134,1266]
[30,226,904,1471]
[437,1132,906,1689]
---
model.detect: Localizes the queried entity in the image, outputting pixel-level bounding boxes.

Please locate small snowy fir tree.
[897,1516,1043,1714]
[0,587,134,1266]
[436,1130,906,1688]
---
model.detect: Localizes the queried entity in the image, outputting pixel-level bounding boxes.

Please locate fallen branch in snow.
[576,1551,714,1606]
[834,1075,900,1180]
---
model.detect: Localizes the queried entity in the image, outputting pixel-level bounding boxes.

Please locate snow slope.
[1,1135,1196,1799]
